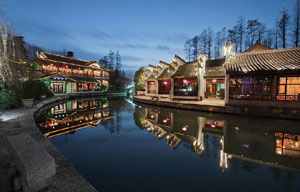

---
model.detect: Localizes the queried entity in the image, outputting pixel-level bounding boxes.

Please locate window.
[229,76,271,100]
[277,77,300,101]
[174,77,198,96]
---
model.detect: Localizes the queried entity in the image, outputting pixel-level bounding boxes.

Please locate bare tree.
[279,9,290,48]
[207,27,213,59]
[0,19,27,90]
[235,16,245,52]
[200,30,208,55]
[184,39,192,62]
[263,29,274,48]
[292,0,300,47]
[274,18,280,49]
[246,19,262,48]
[214,31,222,59]
[191,36,199,61]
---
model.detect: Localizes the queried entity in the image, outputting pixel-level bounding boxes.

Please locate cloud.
[156,45,170,50]
[122,55,144,62]
[120,44,148,49]
[85,29,111,40]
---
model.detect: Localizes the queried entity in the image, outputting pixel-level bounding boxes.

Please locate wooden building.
[224,46,300,108]
[34,52,114,95]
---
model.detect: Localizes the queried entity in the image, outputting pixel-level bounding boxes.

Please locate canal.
[35,97,300,192]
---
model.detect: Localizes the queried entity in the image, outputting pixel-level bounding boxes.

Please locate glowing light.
[183,79,189,84]
[212,79,217,83]
[150,115,155,119]
[211,124,216,128]
[182,125,189,131]
[163,81,168,85]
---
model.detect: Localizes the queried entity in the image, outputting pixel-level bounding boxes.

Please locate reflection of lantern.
[150,115,155,119]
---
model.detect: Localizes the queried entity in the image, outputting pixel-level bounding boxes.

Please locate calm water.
[35,97,300,192]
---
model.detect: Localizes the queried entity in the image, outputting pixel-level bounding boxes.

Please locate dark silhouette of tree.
[246,19,263,48]
[279,9,290,48]
[292,0,300,47]
[235,16,246,53]
[192,36,199,61]
[184,39,192,62]
[207,27,213,59]
[200,30,208,55]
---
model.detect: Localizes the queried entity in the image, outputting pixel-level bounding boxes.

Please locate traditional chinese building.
[144,55,186,96]
[204,58,226,99]
[171,53,206,100]
[224,45,300,108]
[34,51,114,95]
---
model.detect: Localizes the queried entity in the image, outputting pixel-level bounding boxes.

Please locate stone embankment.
[133,96,300,120]
[0,96,98,192]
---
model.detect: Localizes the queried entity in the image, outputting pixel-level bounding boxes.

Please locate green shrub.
[23,80,53,99]
[0,87,19,110]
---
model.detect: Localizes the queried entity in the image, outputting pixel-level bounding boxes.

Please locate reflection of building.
[36,98,115,138]
[136,104,300,171]
[34,52,114,95]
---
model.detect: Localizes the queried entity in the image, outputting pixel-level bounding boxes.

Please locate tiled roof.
[225,47,300,74]
[157,68,175,79]
[38,52,114,71]
[42,52,89,66]
[172,62,198,77]
[174,55,186,63]
[243,42,272,53]
[159,60,170,66]
[204,58,225,78]
[146,73,156,81]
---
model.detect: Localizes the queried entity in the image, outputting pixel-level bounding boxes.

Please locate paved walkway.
[135,96,225,106]
[0,107,97,192]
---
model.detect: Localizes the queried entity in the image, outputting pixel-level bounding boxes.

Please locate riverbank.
[133,96,300,120]
[0,101,97,191]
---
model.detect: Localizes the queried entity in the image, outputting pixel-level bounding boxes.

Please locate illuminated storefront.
[34,51,114,95]
[225,46,300,107]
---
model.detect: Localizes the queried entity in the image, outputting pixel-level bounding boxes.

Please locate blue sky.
[3,0,295,72]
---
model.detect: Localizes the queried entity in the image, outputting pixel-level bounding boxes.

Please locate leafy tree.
[134,67,145,91]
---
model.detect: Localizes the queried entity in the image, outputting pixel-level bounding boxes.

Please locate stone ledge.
[5,133,56,192]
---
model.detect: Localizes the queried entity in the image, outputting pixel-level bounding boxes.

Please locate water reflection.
[36,98,115,138]
[134,104,300,172]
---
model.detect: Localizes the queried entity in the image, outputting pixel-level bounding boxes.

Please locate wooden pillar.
[145,81,148,95]
[155,80,159,95]
[271,75,277,101]
[170,78,174,100]
[225,74,230,105]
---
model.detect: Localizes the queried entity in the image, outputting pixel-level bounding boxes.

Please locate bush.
[0,87,19,110]
[23,80,53,99]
